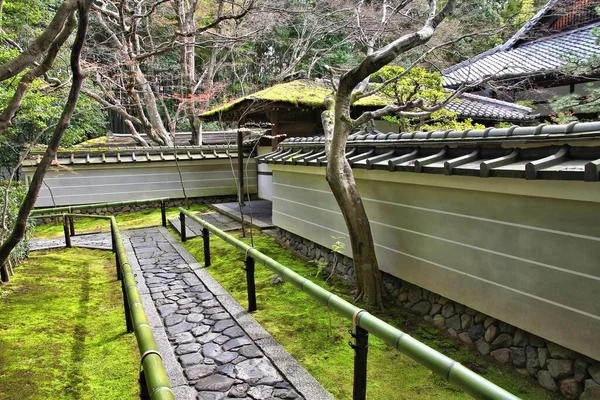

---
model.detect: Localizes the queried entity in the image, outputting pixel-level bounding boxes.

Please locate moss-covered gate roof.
[199,80,389,120]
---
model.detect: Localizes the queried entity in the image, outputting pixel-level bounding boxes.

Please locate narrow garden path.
[123,227,331,400]
[30,232,112,251]
[28,226,331,400]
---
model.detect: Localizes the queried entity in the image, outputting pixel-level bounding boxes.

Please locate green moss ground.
[32,204,209,239]
[0,248,139,400]
[181,230,555,400]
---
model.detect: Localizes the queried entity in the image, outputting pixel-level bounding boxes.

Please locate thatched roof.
[199,80,389,120]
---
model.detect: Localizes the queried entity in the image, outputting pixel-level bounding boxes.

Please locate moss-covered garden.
[0,248,139,399]
[5,206,559,399]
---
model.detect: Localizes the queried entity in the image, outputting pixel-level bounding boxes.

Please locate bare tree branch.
[0,13,77,132]
[0,0,78,81]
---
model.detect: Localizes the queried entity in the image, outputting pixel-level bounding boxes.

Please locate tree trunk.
[132,65,173,146]
[322,95,384,306]
[0,0,93,282]
[319,0,457,305]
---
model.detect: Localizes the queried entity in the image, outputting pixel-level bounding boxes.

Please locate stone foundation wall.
[276,228,600,400]
[36,195,238,224]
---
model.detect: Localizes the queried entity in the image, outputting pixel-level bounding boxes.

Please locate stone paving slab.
[29,232,113,251]
[124,227,332,400]
[169,212,242,239]
[212,201,274,229]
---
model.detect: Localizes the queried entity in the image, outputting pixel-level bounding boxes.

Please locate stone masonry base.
[276,228,600,400]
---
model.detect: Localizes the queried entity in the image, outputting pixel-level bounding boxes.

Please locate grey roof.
[443,22,600,87]
[23,146,242,167]
[446,91,537,122]
[256,121,600,181]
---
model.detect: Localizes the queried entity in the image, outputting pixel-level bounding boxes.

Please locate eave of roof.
[257,121,600,182]
[446,91,537,122]
[23,146,244,167]
[443,22,600,87]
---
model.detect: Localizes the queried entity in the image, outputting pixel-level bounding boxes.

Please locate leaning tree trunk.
[320,0,457,305]
[0,0,93,282]
[322,95,385,307]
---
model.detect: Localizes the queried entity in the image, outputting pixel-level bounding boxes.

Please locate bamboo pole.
[44,213,174,399]
[179,208,520,400]
[110,216,174,399]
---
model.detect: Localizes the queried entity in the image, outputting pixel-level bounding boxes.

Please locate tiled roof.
[443,22,600,87]
[23,146,241,167]
[257,121,600,181]
[74,132,260,148]
[445,91,537,122]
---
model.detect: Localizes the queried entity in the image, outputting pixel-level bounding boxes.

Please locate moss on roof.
[200,80,389,118]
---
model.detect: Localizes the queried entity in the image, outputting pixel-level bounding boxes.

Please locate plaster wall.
[270,165,600,361]
[257,146,273,201]
[24,159,257,207]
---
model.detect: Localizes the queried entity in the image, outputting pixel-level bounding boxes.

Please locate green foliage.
[502,0,536,26]
[0,82,107,170]
[419,118,486,132]
[0,248,139,399]
[313,236,345,278]
[61,94,108,147]
[549,14,600,120]
[371,66,448,104]
[0,0,106,169]
[0,182,33,265]
[372,66,485,131]
[1,0,62,43]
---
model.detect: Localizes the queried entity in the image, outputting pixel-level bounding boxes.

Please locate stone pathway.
[169,212,241,239]
[123,227,332,400]
[29,232,113,251]
[212,201,274,229]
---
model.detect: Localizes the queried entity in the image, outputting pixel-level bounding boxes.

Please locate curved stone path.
[32,227,333,400]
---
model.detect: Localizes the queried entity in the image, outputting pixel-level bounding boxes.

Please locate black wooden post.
[122,279,133,333]
[139,370,150,400]
[160,200,167,227]
[63,216,72,248]
[110,223,116,253]
[114,224,122,281]
[202,228,211,267]
[180,212,187,242]
[116,251,122,281]
[68,216,75,236]
[352,326,369,400]
[237,129,245,206]
[245,256,257,312]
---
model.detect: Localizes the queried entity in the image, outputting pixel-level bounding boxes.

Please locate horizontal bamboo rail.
[30,197,170,215]
[50,213,175,400]
[179,208,520,400]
